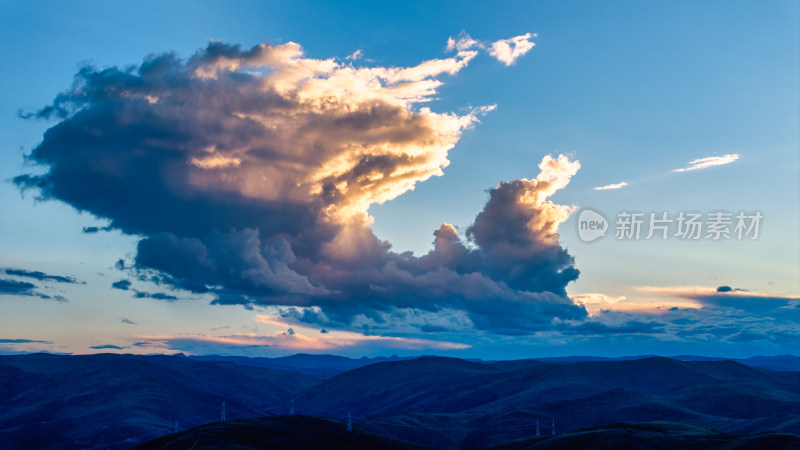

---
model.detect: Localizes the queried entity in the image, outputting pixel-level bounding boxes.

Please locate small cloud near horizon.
[0,338,53,344]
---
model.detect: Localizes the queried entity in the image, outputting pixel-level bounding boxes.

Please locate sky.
[0,0,798,359]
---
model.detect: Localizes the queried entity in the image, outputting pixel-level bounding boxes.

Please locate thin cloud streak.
[133,327,469,355]
[593,181,628,191]
[255,314,469,350]
[634,285,800,302]
[571,292,698,317]
[0,338,53,344]
[4,268,79,284]
[673,154,739,172]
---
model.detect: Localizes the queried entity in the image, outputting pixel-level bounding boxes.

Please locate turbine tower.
[289,399,295,416]
[221,400,226,422]
[551,418,555,436]
[536,418,540,436]
[347,411,352,433]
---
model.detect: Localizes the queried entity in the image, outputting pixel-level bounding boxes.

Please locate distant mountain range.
[190,353,415,376]
[1,353,798,449]
[190,353,800,375]
[528,354,800,372]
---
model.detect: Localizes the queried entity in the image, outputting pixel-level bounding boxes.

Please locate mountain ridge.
[1,353,798,449]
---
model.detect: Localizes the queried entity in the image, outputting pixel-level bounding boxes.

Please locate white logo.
[577,209,608,242]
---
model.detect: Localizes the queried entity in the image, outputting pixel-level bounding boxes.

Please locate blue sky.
[0,0,797,359]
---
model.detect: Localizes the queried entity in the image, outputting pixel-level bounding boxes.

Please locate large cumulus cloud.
[16,36,586,333]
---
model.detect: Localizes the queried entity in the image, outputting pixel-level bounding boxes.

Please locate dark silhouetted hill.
[134,419,800,450]
[486,421,800,449]
[135,415,423,449]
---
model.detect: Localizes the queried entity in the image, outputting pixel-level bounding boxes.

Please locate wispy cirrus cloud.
[133,322,468,356]
[345,49,363,61]
[673,154,739,172]
[134,291,177,301]
[0,338,53,344]
[593,181,628,191]
[125,313,472,356]
[570,292,698,317]
[446,32,537,66]
[90,344,125,350]
[634,285,800,315]
[4,268,79,284]
[591,154,739,191]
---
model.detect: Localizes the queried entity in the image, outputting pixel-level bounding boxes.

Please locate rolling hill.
[0,353,322,449]
[135,419,800,450]
[487,421,800,449]
[134,415,423,450]
[1,353,799,449]
[296,356,800,448]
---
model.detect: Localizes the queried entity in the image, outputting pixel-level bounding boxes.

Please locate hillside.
[0,353,321,449]
[135,415,423,450]
[297,356,800,448]
[1,353,799,449]
[135,419,800,450]
[488,422,800,449]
